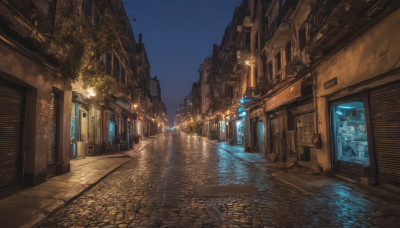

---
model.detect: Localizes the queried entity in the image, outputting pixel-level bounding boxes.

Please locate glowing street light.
[86,88,96,97]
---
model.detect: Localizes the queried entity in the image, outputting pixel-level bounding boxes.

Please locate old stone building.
[70,0,138,158]
[0,0,72,193]
[175,0,400,190]
[149,76,168,134]
[0,0,167,196]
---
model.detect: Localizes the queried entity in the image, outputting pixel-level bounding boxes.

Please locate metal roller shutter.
[0,81,24,190]
[369,80,400,186]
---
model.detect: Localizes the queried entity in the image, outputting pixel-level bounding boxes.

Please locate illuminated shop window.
[331,99,369,165]
[108,120,116,143]
[236,119,244,145]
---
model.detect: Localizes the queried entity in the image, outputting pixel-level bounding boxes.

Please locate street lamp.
[86,88,96,97]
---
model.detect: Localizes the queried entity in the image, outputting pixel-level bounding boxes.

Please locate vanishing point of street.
[40,132,400,227]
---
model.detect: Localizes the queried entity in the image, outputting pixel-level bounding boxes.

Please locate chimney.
[139,33,142,44]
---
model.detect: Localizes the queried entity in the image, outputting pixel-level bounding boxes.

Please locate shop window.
[236,119,244,145]
[108,118,115,143]
[331,99,369,165]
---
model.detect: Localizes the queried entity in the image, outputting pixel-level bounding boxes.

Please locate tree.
[53,0,119,95]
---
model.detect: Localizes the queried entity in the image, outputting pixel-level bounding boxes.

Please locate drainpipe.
[312,70,318,135]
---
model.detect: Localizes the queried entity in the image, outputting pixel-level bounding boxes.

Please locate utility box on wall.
[85,144,96,156]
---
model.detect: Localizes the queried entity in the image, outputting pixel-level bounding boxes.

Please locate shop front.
[328,80,400,185]
[249,107,265,153]
[224,114,235,144]
[236,119,245,145]
[330,95,373,179]
[265,79,305,160]
[235,107,246,145]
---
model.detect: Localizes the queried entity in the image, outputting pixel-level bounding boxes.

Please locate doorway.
[257,121,265,153]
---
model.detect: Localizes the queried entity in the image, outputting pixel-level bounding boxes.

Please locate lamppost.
[133,104,138,136]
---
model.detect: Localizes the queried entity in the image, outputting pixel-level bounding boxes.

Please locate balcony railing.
[267,76,282,90]
[285,56,307,77]
[307,0,338,39]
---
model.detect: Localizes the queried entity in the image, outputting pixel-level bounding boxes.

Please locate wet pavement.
[40,132,400,227]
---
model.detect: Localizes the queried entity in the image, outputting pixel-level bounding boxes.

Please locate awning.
[265,79,303,112]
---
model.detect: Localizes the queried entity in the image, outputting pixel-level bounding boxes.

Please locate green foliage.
[53,0,119,95]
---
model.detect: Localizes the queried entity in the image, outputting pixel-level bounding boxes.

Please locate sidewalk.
[0,137,156,228]
[204,136,400,201]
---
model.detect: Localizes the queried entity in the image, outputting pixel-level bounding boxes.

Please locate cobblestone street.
[40,132,400,227]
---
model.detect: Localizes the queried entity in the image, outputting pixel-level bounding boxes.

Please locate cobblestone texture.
[40,132,400,227]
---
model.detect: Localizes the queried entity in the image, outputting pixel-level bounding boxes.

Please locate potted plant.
[112,137,120,152]
[132,134,140,144]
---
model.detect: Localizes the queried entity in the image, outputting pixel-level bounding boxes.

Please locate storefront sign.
[265,79,302,112]
[115,98,131,111]
[324,77,337,90]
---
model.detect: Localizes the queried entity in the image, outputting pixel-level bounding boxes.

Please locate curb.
[29,136,158,228]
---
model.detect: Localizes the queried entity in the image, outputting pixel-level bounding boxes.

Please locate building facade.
[0,0,167,196]
[175,0,400,190]
[0,0,72,193]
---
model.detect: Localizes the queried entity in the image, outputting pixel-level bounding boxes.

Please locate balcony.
[285,56,307,78]
[266,0,299,42]
[306,0,399,62]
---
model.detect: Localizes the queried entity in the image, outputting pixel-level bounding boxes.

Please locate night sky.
[123,0,242,127]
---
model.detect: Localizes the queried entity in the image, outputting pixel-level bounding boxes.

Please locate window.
[285,41,292,63]
[299,24,307,50]
[82,0,91,16]
[331,99,369,165]
[121,69,125,85]
[255,32,259,50]
[94,10,99,23]
[113,57,120,81]
[268,61,273,80]
[105,53,111,75]
[275,52,281,72]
